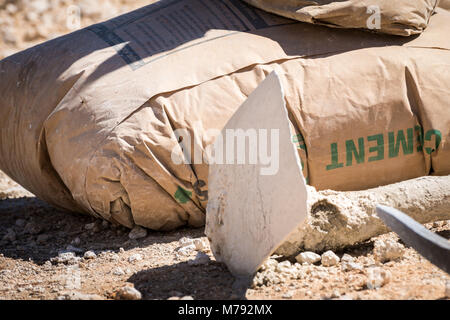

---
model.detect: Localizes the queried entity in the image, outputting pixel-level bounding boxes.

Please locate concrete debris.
[193,238,208,252]
[83,251,97,260]
[341,254,355,263]
[114,286,142,300]
[374,239,405,263]
[321,251,340,267]
[296,252,321,265]
[112,267,125,276]
[179,237,194,246]
[128,254,143,263]
[259,258,279,272]
[366,267,391,289]
[176,244,196,256]
[51,252,80,265]
[341,261,364,272]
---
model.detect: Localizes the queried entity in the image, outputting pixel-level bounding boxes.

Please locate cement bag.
[0,0,449,230]
[243,0,439,36]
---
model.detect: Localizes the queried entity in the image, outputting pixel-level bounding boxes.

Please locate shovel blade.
[205,71,308,277]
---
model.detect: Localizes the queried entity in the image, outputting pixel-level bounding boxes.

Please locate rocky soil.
[0,1,449,300]
[0,169,449,300]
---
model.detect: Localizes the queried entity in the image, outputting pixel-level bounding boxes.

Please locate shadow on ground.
[0,197,204,264]
[128,261,236,300]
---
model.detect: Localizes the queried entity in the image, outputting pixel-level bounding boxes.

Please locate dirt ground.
[0,1,449,301]
[0,170,449,301]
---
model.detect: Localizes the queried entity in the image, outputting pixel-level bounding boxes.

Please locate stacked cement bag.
[0,0,448,230]
[243,0,439,36]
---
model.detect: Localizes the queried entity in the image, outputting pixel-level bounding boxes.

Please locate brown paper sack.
[0,0,449,230]
[243,0,439,36]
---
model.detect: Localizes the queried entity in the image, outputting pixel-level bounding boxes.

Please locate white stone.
[128,226,147,240]
[366,267,391,289]
[51,252,80,265]
[112,267,125,276]
[194,238,208,251]
[128,253,143,263]
[205,72,308,277]
[341,261,364,272]
[373,239,405,263]
[321,250,340,267]
[83,251,97,259]
[341,254,355,263]
[177,244,196,256]
[115,286,142,300]
[296,252,321,265]
[179,237,194,246]
[259,259,278,272]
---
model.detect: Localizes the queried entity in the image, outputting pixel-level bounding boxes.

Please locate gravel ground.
[0,171,449,300]
[0,1,449,301]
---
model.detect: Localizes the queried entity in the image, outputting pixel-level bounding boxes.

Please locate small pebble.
[128,253,143,263]
[112,267,125,276]
[321,250,340,267]
[128,226,147,240]
[84,251,97,259]
[84,222,96,231]
[374,239,405,263]
[341,261,364,272]
[115,286,142,300]
[296,251,321,264]
[366,267,391,289]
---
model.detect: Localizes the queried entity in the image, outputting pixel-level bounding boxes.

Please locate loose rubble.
[83,251,97,260]
[296,252,321,264]
[321,251,340,267]
[114,286,142,300]
[128,253,143,263]
[366,267,391,289]
[0,2,449,301]
[374,239,405,263]
[50,252,80,265]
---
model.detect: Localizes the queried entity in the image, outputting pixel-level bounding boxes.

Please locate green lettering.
[346,138,365,166]
[388,129,414,158]
[326,143,344,171]
[367,134,384,162]
[174,186,192,204]
[424,129,442,155]
[292,134,306,151]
